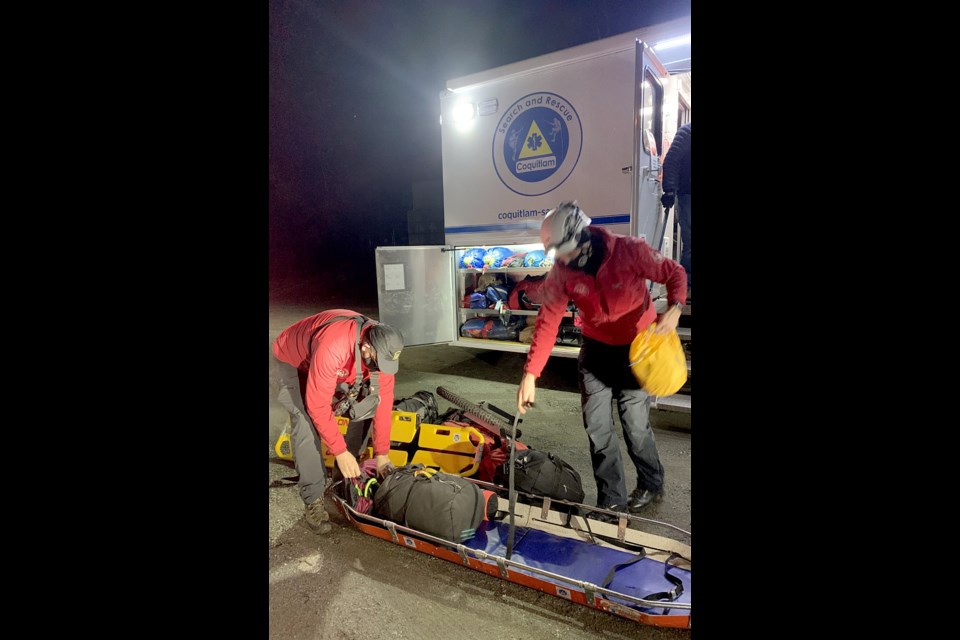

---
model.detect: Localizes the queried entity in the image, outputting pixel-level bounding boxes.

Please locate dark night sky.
[268,0,691,288]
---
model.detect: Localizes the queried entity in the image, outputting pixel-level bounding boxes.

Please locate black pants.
[272,355,372,503]
[578,336,665,507]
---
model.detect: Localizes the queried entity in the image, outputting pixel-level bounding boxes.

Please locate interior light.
[653,34,691,51]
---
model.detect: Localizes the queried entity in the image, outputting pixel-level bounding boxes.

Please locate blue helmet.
[483,247,513,268]
[524,250,546,267]
[461,248,486,269]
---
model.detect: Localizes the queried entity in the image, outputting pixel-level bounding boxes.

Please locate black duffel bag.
[494,449,586,504]
[373,464,485,543]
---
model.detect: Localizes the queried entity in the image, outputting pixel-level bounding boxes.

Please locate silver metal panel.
[450,337,581,359]
[651,394,690,413]
[375,246,456,347]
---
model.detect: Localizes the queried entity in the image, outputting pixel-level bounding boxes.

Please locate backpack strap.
[309,314,380,399]
[544,453,565,498]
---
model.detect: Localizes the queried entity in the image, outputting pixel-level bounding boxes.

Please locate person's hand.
[654,306,682,335]
[661,192,675,211]
[374,454,395,477]
[335,451,361,478]
[517,372,537,415]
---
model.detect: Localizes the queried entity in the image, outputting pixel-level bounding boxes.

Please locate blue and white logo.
[492,92,582,196]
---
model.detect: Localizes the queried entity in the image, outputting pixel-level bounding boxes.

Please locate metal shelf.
[459,268,549,276]
[459,308,570,318]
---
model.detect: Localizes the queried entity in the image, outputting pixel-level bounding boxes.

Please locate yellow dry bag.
[628,322,687,397]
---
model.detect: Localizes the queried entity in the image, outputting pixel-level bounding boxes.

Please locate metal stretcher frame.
[328,477,692,629]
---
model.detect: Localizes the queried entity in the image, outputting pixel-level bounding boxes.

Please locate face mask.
[568,230,593,270]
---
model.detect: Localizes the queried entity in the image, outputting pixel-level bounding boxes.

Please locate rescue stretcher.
[298,388,692,629]
[329,476,691,628]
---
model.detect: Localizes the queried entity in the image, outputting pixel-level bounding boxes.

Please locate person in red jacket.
[516,202,686,521]
[272,309,404,534]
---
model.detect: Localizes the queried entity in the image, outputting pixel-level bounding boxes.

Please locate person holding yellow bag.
[516,201,687,521]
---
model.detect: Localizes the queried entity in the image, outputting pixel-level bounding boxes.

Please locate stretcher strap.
[576,515,690,561]
[505,411,520,559]
[641,552,685,614]
[600,548,646,588]
[600,550,684,614]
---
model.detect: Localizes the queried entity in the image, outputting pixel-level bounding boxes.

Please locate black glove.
[661,192,676,211]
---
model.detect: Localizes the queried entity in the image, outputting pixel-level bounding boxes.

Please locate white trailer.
[376,17,691,407]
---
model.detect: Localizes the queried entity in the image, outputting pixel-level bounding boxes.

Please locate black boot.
[627,486,665,513]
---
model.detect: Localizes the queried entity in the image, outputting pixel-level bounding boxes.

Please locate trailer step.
[651,393,690,413]
[451,337,689,372]
[449,337,581,358]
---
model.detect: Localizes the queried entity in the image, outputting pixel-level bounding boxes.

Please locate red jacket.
[524,227,687,378]
[272,309,395,457]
